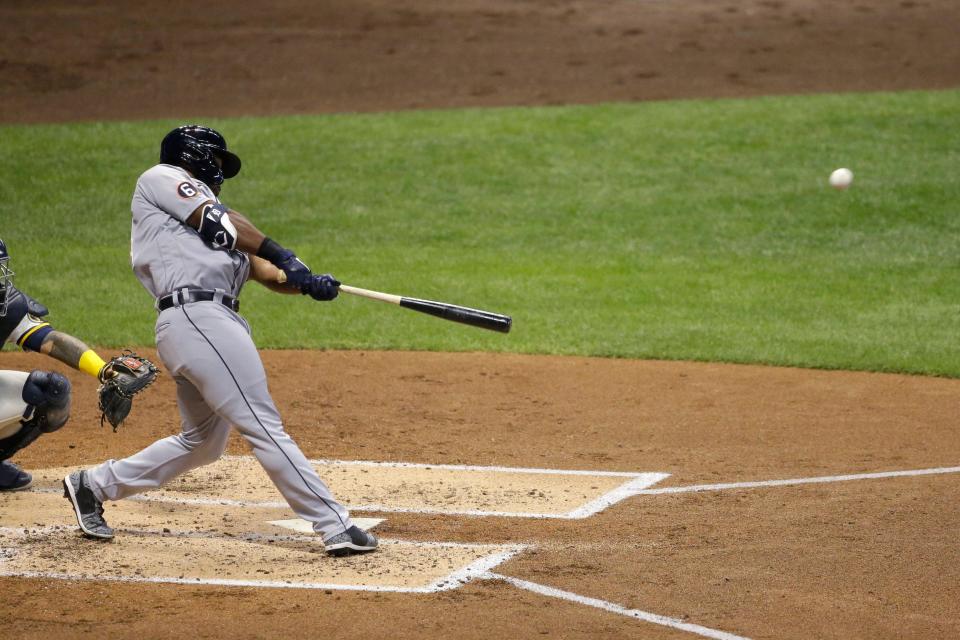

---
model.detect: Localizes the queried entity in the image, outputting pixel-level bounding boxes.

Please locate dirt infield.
[2,351,959,638]
[2,1,960,639]
[2,0,960,123]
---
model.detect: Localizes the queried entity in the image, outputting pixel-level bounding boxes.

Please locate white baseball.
[829,167,853,190]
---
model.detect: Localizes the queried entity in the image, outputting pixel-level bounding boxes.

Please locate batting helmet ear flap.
[216,150,241,179]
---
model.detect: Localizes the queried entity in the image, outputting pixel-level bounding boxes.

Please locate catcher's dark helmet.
[0,238,14,317]
[159,125,241,188]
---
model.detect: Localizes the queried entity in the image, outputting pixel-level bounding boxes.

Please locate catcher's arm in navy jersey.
[1,280,114,381]
[0,239,157,428]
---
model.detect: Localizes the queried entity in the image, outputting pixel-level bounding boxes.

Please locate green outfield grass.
[1,90,958,375]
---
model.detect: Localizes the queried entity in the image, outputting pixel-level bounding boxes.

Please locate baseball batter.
[63,125,377,557]
[0,238,134,490]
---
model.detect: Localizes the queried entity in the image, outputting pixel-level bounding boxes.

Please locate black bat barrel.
[399,297,512,333]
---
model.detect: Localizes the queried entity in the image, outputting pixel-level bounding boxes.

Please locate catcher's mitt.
[98,351,160,431]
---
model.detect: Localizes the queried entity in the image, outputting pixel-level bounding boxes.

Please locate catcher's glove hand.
[98,351,160,431]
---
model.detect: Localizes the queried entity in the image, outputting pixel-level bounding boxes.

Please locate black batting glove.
[276,253,312,289]
[302,274,341,301]
[258,237,311,288]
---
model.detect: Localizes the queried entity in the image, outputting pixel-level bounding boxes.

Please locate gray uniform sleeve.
[139,165,211,222]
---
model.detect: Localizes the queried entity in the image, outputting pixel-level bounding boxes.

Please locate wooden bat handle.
[338,284,402,305]
[275,272,395,303]
[274,274,397,304]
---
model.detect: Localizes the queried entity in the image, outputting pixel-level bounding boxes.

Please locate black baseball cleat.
[0,460,32,491]
[63,470,114,540]
[324,525,379,557]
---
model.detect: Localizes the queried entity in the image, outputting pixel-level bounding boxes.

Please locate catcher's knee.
[22,370,71,433]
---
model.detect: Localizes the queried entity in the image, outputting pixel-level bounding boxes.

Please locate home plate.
[268,518,384,534]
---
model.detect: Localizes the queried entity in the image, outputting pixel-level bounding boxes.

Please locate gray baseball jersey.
[130,164,249,298]
[85,163,355,541]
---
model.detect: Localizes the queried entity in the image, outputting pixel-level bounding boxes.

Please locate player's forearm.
[249,256,299,294]
[229,212,305,278]
[40,331,107,379]
[227,213,304,292]
[259,280,299,294]
[227,209,268,254]
[185,201,306,292]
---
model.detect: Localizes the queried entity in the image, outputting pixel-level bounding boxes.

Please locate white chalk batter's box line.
[30,461,960,519]
[16,462,960,640]
[0,525,528,594]
[0,525,750,639]
[32,459,960,518]
[114,473,668,519]
[120,458,960,516]
[49,456,665,520]
[288,456,652,477]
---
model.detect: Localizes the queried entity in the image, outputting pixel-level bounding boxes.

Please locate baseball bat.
[339,285,512,333]
[276,272,512,333]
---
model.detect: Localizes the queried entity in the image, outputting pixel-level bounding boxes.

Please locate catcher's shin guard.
[22,370,71,432]
[0,370,70,460]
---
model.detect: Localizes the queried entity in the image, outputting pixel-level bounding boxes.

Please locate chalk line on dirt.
[34,457,670,519]
[485,572,751,640]
[633,465,960,496]
[0,525,526,593]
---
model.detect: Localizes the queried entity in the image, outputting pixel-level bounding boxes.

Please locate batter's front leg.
[168,305,354,539]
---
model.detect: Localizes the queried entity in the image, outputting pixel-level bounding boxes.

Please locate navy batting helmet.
[0,238,14,317]
[160,125,241,189]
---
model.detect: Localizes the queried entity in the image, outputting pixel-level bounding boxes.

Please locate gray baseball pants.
[86,301,353,539]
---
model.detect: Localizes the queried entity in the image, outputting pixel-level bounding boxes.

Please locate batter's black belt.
[157,289,240,313]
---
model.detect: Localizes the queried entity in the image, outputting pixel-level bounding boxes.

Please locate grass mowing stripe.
[1,90,958,376]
